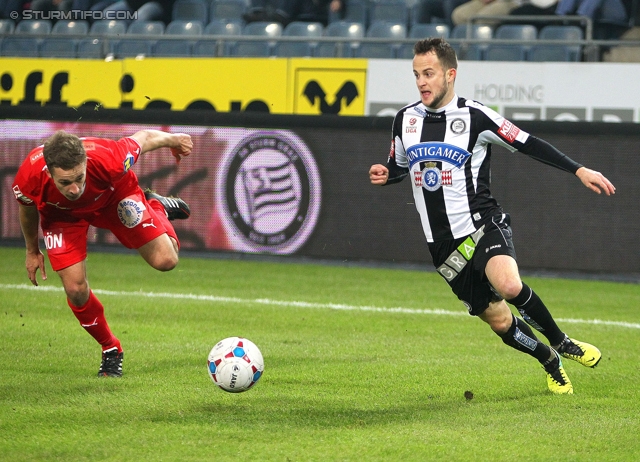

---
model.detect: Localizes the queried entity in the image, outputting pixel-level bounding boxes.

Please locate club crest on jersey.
[419,163,453,191]
[117,197,146,228]
[450,118,466,134]
[123,153,135,172]
[406,142,471,169]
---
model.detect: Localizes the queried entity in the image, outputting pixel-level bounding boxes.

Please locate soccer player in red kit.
[12,129,193,377]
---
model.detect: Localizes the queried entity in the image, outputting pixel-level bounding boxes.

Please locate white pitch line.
[2,283,640,330]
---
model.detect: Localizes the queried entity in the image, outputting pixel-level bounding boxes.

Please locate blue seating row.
[0,18,584,61]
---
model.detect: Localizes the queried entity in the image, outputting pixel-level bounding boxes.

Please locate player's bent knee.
[150,254,179,272]
[494,280,522,301]
[490,316,513,335]
[65,285,90,307]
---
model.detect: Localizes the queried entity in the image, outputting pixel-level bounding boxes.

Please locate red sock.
[147,198,180,249]
[68,290,122,352]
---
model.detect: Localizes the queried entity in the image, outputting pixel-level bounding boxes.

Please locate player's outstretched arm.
[19,204,47,286]
[370,164,389,185]
[575,167,616,196]
[131,130,193,163]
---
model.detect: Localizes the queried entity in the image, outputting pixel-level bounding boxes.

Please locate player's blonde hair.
[43,131,86,170]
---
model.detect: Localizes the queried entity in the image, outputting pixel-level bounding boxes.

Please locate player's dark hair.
[413,38,458,71]
[43,131,86,170]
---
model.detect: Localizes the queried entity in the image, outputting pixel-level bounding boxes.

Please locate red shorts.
[40,185,177,271]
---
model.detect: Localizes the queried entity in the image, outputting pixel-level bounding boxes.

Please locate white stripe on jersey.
[392,95,530,243]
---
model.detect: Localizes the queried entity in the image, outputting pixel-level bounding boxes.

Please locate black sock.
[499,315,554,364]
[506,282,565,346]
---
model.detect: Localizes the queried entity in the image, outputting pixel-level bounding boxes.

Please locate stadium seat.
[155,20,203,56]
[529,25,583,62]
[329,0,367,26]
[204,18,243,35]
[40,37,78,58]
[357,20,406,59]
[77,38,107,58]
[410,23,450,39]
[165,19,204,35]
[114,39,155,57]
[232,21,281,57]
[316,20,364,58]
[276,21,323,57]
[0,19,15,34]
[15,20,52,35]
[451,24,492,60]
[368,0,409,28]
[127,20,165,35]
[209,0,247,22]
[172,0,209,22]
[89,20,127,36]
[1,37,40,57]
[398,23,450,58]
[114,21,165,58]
[51,20,89,35]
[485,24,537,61]
[193,19,242,56]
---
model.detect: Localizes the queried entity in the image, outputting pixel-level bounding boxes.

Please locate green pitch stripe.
[2,283,639,330]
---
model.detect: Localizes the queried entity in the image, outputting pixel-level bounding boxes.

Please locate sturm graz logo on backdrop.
[219,131,321,254]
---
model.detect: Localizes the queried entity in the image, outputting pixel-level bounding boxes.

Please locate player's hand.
[576,167,616,196]
[369,164,389,185]
[25,250,47,286]
[170,133,193,164]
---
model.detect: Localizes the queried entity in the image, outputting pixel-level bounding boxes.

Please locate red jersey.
[12,137,142,220]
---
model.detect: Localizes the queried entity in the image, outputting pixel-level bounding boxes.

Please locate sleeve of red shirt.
[86,136,143,183]
[11,147,44,207]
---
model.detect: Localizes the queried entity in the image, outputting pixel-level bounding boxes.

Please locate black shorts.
[428,213,517,316]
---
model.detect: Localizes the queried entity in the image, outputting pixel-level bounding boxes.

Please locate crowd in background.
[0,0,636,40]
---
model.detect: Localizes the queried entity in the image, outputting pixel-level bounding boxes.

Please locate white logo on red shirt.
[44,232,64,250]
[30,151,43,164]
[117,198,147,228]
[12,185,33,205]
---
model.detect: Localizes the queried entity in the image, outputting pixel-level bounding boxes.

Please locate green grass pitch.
[1,246,639,461]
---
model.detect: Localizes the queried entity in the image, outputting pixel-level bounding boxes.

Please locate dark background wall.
[1,108,638,275]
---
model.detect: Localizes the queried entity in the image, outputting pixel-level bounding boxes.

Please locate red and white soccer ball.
[207,337,264,393]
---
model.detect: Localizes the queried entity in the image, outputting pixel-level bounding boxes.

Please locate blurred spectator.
[0,0,26,19]
[102,0,175,24]
[556,0,630,38]
[243,0,342,26]
[556,0,627,23]
[29,0,74,19]
[72,0,118,14]
[451,0,519,26]
[416,0,468,27]
[510,0,558,16]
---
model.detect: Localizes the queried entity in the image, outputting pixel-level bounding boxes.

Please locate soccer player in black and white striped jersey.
[369,38,616,394]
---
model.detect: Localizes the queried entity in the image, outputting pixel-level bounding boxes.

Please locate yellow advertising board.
[0,57,367,115]
[288,58,367,116]
[0,58,122,108]
[121,58,289,111]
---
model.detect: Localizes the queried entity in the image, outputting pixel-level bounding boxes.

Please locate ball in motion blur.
[207,337,264,393]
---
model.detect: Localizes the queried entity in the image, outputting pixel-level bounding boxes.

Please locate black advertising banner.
[1,110,638,274]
